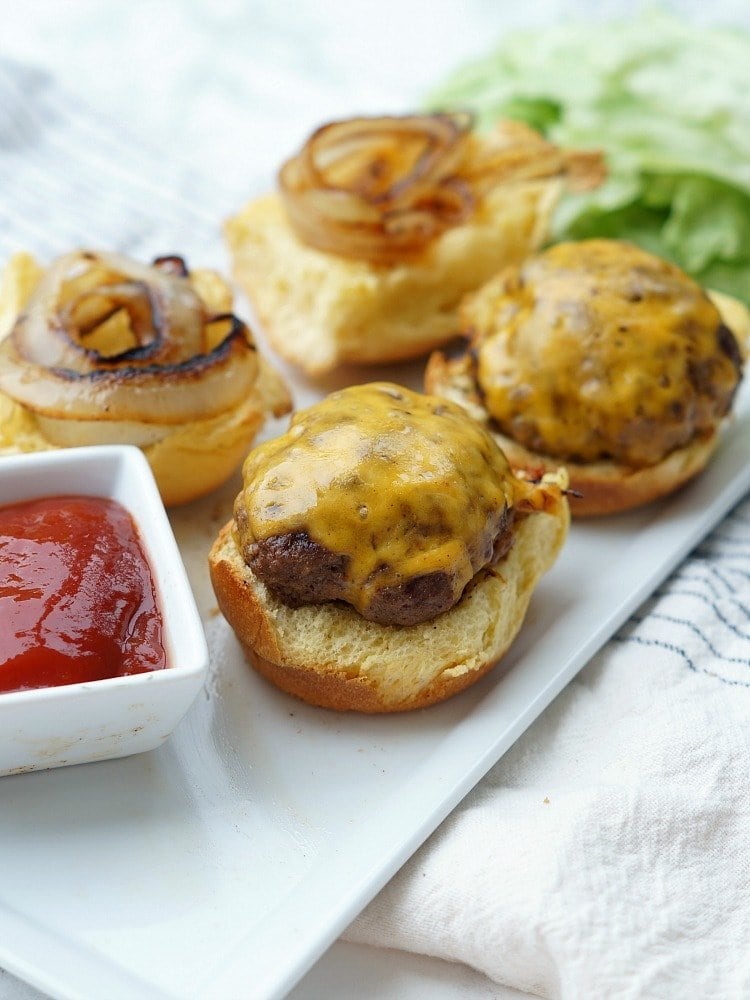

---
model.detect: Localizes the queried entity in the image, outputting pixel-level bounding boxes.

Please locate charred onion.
[279,113,474,265]
[278,113,605,265]
[0,250,259,426]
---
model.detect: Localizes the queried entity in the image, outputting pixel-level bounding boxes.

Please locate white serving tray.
[0,446,208,777]
[1,368,749,1000]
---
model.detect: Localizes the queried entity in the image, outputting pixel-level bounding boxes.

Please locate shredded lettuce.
[427,11,750,302]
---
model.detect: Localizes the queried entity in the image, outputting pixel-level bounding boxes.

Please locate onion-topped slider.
[225,113,604,375]
[0,250,291,505]
[208,383,569,712]
[426,239,747,516]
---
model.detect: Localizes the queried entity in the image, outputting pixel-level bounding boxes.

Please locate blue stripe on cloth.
[615,495,750,686]
[612,632,750,688]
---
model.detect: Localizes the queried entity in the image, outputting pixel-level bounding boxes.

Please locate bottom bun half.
[208,495,569,713]
[0,354,290,507]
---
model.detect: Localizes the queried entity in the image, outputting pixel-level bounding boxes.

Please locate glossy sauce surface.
[0,495,166,693]
[234,383,522,617]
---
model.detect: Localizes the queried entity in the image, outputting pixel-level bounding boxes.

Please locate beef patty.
[236,504,516,627]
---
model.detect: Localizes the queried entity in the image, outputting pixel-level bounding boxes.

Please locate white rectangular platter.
[1,371,749,1000]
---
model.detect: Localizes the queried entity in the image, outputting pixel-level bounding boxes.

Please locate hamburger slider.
[209,383,569,712]
[426,239,747,516]
[0,250,291,505]
[225,113,603,375]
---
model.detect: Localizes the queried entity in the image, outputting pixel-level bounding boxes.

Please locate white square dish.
[0,445,208,776]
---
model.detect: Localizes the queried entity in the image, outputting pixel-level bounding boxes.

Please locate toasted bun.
[424,308,745,518]
[0,357,289,507]
[208,485,569,713]
[137,356,289,506]
[0,252,292,507]
[225,180,562,376]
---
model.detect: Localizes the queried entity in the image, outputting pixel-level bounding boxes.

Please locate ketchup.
[0,495,167,693]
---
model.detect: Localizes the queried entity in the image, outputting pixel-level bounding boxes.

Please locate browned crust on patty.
[239,505,514,626]
[208,490,569,712]
[425,347,722,517]
[209,523,516,711]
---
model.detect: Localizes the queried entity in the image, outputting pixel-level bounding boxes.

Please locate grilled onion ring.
[0,250,259,425]
[461,119,607,194]
[278,113,605,265]
[278,113,475,265]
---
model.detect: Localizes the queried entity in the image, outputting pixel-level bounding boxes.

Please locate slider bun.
[208,486,569,713]
[134,356,290,506]
[225,179,562,376]
[0,252,291,506]
[425,347,722,517]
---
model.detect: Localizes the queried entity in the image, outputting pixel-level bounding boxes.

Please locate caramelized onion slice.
[464,120,605,193]
[0,251,259,425]
[279,113,475,265]
[279,113,606,265]
[34,413,171,448]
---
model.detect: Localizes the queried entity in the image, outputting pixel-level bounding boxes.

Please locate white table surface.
[0,2,746,997]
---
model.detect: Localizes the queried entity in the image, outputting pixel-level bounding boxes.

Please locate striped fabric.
[0,56,237,267]
[348,498,750,997]
[621,507,750,689]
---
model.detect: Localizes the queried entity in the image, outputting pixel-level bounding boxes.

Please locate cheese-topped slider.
[209,383,569,712]
[0,250,291,506]
[426,239,747,516]
[225,113,604,375]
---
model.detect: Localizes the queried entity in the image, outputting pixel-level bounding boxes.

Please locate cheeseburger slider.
[209,383,569,712]
[426,239,747,516]
[0,250,291,506]
[225,113,604,375]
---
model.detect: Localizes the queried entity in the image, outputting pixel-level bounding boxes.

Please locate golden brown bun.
[208,481,569,713]
[225,180,562,376]
[0,252,292,506]
[424,299,745,518]
[137,355,290,506]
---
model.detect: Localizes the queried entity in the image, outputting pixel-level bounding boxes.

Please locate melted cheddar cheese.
[234,383,522,618]
[470,240,742,467]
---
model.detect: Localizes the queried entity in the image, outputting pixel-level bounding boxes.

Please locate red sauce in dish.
[0,495,167,693]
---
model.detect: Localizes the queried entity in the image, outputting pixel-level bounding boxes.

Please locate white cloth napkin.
[2,57,749,1000]
[346,510,750,997]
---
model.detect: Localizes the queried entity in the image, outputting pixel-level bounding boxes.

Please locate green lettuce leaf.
[427,10,750,302]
